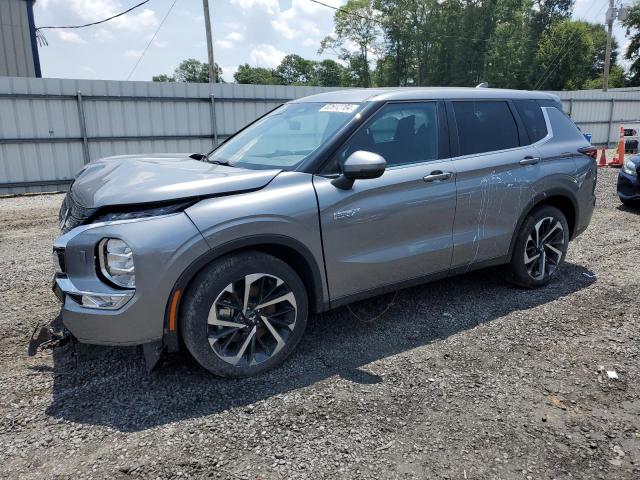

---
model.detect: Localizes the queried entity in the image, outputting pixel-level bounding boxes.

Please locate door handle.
[519,156,540,166]
[423,170,453,182]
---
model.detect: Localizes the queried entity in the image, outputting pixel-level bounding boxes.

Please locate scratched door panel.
[313,159,457,300]
[451,145,542,268]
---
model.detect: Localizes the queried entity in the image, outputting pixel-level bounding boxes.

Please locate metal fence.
[2,77,640,194]
[553,89,640,147]
[0,77,338,195]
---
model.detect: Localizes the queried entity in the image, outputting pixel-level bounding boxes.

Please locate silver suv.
[52,88,597,376]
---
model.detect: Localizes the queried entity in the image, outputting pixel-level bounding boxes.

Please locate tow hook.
[27,314,72,356]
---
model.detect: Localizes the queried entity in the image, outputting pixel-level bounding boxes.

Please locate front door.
[313,101,457,302]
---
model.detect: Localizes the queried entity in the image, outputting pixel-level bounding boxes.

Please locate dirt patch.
[0,168,638,479]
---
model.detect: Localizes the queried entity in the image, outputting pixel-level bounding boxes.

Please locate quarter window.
[453,101,519,155]
[514,99,547,143]
[339,102,439,167]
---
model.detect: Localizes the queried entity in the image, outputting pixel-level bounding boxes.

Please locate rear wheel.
[180,251,308,377]
[505,206,569,288]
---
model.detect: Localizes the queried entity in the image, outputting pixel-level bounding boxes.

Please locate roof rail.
[475,82,489,88]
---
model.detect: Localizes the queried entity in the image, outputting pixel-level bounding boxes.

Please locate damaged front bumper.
[52,274,134,310]
[50,212,209,347]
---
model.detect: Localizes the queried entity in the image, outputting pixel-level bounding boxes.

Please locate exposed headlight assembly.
[98,238,135,288]
[93,200,194,223]
[623,157,638,176]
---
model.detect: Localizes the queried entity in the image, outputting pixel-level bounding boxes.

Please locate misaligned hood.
[70,154,282,208]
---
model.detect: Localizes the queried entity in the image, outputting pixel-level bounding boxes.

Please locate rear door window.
[514,99,548,143]
[452,101,519,155]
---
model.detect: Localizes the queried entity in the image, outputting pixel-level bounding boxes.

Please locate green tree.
[583,64,627,89]
[623,1,640,85]
[534,20,612,90]
[319,0,379,87]
[314,59,347,86]
[153,59,223,83]
[233,64,281,84]
[276,54,317,85]
[152,74,175,82]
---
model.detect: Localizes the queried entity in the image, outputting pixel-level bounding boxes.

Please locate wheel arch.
[162,235,328,352]
[507,189,578,261]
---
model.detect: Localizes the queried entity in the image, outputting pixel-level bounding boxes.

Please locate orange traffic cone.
[598,146,607,167]
[609,127,625,167]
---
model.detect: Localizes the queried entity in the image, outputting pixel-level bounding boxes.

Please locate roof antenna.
[476,82,489,88]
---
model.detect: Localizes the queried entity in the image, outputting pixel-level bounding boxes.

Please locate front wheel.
[180,251,308,377]
[505,206,569,288]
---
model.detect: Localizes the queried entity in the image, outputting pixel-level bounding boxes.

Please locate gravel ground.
[0,168,638,479]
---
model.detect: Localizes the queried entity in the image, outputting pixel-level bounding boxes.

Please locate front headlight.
[623,157,638,176]
[98,238,135,288]
[94,201,194,223]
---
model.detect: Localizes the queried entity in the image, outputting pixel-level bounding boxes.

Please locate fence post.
[76,90,90,164]
[608,99,616,148]
[210,94,219,147]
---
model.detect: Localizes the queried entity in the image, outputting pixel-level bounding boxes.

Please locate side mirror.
[343,150,386,179]
[332,151,386,189]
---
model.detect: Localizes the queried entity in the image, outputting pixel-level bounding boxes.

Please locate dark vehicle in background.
[51,87,597,377]
[618,155,640,205]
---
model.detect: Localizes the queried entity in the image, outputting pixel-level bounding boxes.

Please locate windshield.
[209,102,364,170]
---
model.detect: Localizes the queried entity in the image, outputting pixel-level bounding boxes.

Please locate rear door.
[448,99,545,269]
[313,101,457,302]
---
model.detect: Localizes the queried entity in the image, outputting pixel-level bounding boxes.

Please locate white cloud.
[93,28,114,42]
[153,39,169,49]
[81,66,96,74]
[124,50,143,58]
[250,44,286,68]
[42,1,159,32]
[227,32,244,42]
[216,40,233,49]
[231,0,279,14]
[56,31,87,44]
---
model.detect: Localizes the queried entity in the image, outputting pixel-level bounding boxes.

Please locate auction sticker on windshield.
[320,103,359,113]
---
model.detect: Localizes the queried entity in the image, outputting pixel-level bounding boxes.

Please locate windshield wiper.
[189,153,232,166]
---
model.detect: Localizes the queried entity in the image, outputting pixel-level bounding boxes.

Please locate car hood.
[70,154,282,208]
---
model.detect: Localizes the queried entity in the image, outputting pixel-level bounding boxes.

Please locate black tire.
[180,251,308,377]
[505,205,569,288]
[620,196,639,207]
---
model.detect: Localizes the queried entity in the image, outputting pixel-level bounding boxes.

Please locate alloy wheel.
[207,273,297,367]
[523,216,565,281]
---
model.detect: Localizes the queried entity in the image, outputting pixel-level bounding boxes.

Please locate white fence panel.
[3,77,640,195]
[0,76,337,195]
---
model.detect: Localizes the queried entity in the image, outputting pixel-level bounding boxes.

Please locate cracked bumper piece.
[53,275,134,310]
[52,212,209,346]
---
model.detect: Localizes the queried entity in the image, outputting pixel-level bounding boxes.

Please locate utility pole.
[603,0,615,91]
[202,0,216,83]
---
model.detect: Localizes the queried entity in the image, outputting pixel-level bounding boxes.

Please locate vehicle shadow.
[45,262,595,432]
[617,203,640,215]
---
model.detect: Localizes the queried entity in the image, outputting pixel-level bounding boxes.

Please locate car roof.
[290,87,561,104]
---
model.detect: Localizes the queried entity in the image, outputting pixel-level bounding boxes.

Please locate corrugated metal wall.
[0,0,36,78]
[2,77,640,194]
[551,89,640,147]
[0,77,339,194]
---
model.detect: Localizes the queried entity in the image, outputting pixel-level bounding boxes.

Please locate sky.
[33,0,632,83]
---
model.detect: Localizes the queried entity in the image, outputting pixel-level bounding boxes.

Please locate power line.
[126,0,178,80]
[36,0,152,31]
